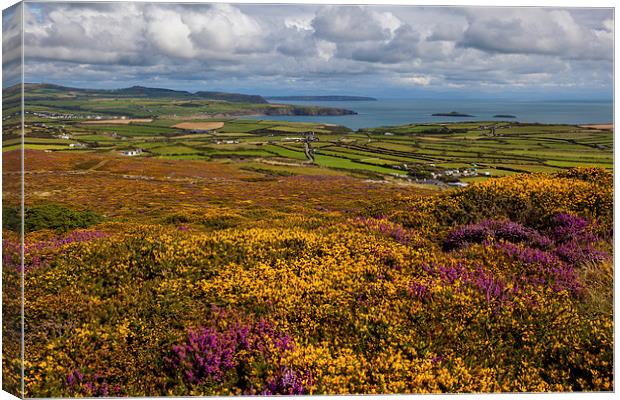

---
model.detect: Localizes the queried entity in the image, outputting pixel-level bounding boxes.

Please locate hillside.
[195,91,268,104]
[4,83,356,118]
[14,83,269,103]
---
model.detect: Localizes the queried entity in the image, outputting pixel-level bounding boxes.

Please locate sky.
[2,1,615,99]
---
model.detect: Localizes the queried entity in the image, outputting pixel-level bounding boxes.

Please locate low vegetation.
[1,84,613,396]
[1,159,613,395]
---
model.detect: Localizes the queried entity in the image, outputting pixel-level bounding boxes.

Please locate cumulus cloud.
[312,6,401,42]
[343,24,421,64]
[146,7,195,58]
[460,8,613,60]
[15,3,613,97]
[183,4,267,55]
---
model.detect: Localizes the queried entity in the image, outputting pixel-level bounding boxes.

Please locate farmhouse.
[121,149,143,156]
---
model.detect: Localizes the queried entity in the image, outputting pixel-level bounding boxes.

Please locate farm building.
[121,149,143,156]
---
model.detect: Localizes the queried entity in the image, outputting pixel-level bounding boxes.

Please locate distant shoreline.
[267,95,378,102]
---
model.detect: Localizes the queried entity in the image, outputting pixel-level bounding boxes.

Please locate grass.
[149,145,203,155]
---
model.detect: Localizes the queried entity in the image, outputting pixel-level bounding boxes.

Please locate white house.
[121,149,142,156]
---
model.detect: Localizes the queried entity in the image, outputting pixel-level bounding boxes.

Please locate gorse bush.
[4,168,612,396]
[389,168,612,232]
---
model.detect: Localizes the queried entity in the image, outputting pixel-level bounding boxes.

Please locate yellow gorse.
[3,167,613,396]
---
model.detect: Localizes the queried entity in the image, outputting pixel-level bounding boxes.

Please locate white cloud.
[284,15,314,31]
[316,40,337,61]
[399,75,432,86]
[183,4,265,55]
[146,7,195,58]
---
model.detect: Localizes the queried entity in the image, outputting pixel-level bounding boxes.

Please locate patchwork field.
[10,114,613,184]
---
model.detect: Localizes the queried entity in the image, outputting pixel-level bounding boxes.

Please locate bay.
[239,98,613,130]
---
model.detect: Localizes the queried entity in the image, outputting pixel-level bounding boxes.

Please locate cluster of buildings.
[28,112,136,121]
[437,167,490,179]
[29,111,104,120]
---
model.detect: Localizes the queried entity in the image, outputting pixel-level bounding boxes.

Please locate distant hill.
[108,86,194,98]
[13,83,268,103]
[3,83,355,118]
[267,95,377,101]
[195,91,268,104]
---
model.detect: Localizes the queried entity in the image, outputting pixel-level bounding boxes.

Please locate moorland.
[1,84,614,396]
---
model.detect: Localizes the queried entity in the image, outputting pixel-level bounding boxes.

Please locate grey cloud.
[344,25,421,64]
[428,23,466,41]
[460,8,613,60]
[3,3,23,87]
[312,6,399,42]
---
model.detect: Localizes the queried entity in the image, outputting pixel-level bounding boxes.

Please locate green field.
[6,86,612,183]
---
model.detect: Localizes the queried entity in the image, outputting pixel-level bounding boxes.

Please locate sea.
[239,99,613,130]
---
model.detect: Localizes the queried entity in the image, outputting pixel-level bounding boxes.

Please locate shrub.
[443,219,549,251]
[2,206,21,232]
[23,204,103,233]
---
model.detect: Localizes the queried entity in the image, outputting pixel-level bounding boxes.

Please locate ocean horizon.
[240,98,613,130]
